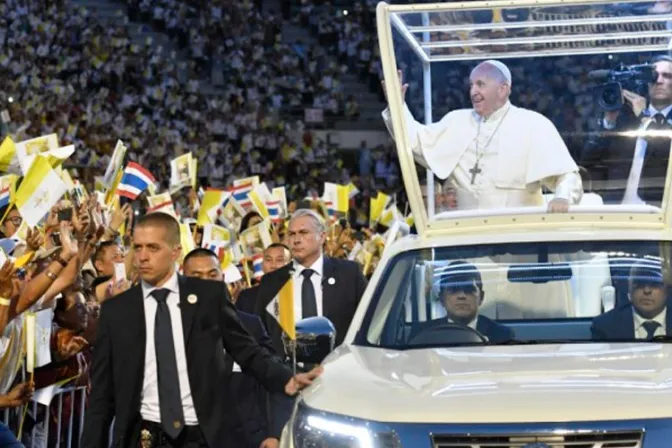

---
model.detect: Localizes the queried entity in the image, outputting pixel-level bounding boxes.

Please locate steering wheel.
[408,322,488,346]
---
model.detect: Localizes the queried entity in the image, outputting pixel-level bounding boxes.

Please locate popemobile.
[281,0,672,446]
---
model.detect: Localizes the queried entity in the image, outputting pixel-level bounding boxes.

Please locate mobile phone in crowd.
[114,262,127,282]
[58,207,73,222]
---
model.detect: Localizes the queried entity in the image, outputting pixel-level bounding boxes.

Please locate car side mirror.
[283,317,337,364]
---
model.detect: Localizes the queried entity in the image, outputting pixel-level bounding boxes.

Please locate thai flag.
[324,200,335,219]
[266,200,281,223]
[0,186,10,209]
[117,162,156,200]
[252,254,263,280]
[205,241,226,261]
[230,183,253,209]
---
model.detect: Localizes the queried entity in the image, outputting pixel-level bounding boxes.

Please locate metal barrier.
[2,385,87,448]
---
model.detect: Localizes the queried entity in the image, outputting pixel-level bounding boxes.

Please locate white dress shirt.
[140,272,198,425]
[633,307,667,340]
[292,255,324,321]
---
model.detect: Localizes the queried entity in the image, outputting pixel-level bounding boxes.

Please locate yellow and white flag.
[197,189,230,226]
[248,183,272,219]
[265,278,295,340]
[179,223,196,263]
[369,192,391,227]
[0,137,16,173]
[15,156,68,227]
[102,140,127,189]
[19,145,74,175]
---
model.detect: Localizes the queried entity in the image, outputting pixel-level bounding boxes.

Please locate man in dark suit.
[254,209,368,356]
[82,213,321,448]
[582,56,672,205]
[413,261,514,343]
[592,262,670,340]
[236,243,291,314]
[183,248,292,448]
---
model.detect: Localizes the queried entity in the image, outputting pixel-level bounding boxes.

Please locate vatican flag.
[15,156,68,227]
[266,279,295,340]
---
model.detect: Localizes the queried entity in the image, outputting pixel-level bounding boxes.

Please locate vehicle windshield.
[361,240,671,348]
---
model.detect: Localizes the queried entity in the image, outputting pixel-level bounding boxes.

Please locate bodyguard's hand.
[547,198,570,213]
[284,366,324,396]
[381,69,408,103]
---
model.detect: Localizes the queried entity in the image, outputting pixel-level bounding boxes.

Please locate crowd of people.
[0,0,396,224]
[0,126,412,446]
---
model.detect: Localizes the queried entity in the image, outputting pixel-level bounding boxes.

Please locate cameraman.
[583,55,672,206]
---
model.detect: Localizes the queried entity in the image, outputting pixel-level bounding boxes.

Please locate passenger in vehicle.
[417,261,514,343]
[591,262,671,340]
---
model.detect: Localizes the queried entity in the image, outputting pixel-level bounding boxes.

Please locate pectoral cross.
[469,162,482,184]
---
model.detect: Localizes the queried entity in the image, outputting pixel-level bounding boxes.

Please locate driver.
[429,261,514,343]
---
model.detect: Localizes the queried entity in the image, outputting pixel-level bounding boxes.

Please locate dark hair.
[0,176,23,228]
[265,242,290,254]
[652,55,672,64]
[135,212,181,245]
[183,248,219,267]
[239,211,261,233]
[92,240,119,263]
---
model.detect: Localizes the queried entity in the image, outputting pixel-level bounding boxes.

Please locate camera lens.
[596,82,623,111]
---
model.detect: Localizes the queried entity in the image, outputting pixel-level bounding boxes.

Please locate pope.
[382,60,583,213]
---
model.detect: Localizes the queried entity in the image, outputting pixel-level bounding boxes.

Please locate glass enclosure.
[362,239,671,347]
[378,0,672,226]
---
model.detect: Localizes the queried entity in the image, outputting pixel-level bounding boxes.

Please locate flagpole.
[291,340,297,377]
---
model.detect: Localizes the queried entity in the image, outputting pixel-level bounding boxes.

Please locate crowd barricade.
[3,384,87,448]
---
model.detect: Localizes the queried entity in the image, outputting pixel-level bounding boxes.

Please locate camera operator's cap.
[483,60,512,86]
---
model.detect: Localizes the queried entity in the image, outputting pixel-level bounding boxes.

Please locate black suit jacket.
[254,258,368,356]
[411,315,514,344]
[582,107,671,204]
[227,312,293,447]
[236,285,259,314]
[81,275,293,448]
[591,303,671,340]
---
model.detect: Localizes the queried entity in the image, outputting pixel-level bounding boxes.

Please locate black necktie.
[301,269,318,318]
[642,320,661,340]
[647,113,668,132]
[152,288,185,438]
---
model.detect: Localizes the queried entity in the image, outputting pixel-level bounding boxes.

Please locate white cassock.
[383,101,583,210]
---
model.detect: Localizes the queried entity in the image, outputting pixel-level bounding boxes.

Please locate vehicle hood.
[302,343,672,423]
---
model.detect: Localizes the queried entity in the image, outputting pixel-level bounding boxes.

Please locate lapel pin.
[328,277,336,285]
[187,294,198,304]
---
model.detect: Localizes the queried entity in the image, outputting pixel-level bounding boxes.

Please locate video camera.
[591,63,658,111]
